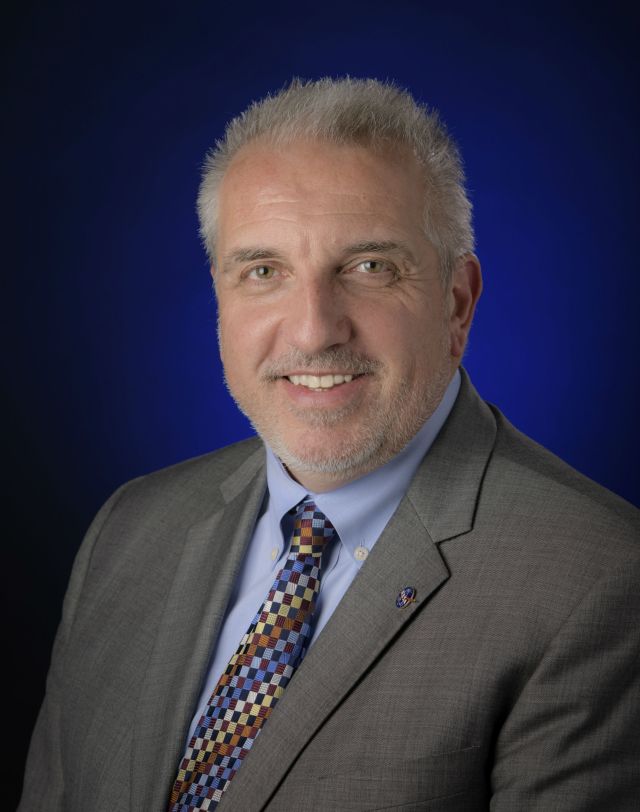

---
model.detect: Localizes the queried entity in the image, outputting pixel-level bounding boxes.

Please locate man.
[20,78,639,810]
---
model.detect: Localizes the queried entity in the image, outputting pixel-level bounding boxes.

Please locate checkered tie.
[168,499,336,811]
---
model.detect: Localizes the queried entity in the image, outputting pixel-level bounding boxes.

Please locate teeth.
[288,373,354,389]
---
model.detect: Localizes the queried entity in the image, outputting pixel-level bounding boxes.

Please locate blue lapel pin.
[395,586,417,608]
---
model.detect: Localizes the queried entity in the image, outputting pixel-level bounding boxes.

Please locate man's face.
[214,138,479,491]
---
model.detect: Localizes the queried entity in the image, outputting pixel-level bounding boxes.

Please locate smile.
[287,373,355,390]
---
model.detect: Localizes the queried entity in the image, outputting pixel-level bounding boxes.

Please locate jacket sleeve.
[18,484,130,812]
[490,554,640,810]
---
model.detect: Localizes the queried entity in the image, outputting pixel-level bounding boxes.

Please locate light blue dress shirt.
[187,370,461,740]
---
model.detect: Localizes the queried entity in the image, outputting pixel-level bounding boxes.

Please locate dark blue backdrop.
[5,1,638,803]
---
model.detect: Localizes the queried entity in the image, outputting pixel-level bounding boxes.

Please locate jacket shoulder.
[485,404,639,556]
[103,436,265,523]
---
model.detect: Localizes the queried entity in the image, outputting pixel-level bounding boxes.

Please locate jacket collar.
[407,367,497,542]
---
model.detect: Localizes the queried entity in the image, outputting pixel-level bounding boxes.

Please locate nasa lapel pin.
[395,586,417,608]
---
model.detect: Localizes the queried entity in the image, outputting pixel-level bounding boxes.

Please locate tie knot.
[290,500,336,558]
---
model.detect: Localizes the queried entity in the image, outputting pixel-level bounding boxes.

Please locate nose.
[283,276,353,355]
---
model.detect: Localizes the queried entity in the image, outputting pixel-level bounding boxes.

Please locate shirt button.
[354,546,369,561]
[271,547,278,560]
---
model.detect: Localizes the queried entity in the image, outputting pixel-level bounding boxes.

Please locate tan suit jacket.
[20,372,640,810]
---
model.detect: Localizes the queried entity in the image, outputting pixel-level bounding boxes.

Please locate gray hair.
[197,77,474,283]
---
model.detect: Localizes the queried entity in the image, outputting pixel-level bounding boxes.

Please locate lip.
[283,370,360,376]
[278,373,368,406]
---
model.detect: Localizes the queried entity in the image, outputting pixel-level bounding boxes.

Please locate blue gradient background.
[5,1,638,802]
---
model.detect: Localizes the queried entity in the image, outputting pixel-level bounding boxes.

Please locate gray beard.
[222,344,452,481]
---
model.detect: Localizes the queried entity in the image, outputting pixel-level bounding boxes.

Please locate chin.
[264,428,388,478]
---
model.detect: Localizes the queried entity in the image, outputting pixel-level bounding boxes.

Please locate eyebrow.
[220,247,287,271]
[342,240,416,261]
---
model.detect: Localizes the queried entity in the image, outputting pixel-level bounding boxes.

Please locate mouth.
[286,373,357,390]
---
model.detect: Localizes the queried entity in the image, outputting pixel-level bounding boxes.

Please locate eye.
[247,265,277,280]
[344,258,397,284]
[354,259,389,274]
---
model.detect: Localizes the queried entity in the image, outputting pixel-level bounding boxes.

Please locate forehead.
[216,138,427,249]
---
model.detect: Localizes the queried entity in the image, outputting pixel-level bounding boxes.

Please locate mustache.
[262,348,381,380]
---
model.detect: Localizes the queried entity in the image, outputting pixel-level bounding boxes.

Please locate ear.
[448,254,482,359]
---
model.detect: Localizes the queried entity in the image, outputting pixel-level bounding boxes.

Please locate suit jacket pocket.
[275,744,486,811]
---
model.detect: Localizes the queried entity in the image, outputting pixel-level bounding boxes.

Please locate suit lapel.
[130,446,267,811]
[222,371,498,810]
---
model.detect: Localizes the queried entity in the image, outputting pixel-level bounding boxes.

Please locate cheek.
[218,310,247,372]
[385,320,450,380]
[218,302,278,373]
[360,309,427,367]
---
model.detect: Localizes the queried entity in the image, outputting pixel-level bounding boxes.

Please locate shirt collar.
[264,369,461,562]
